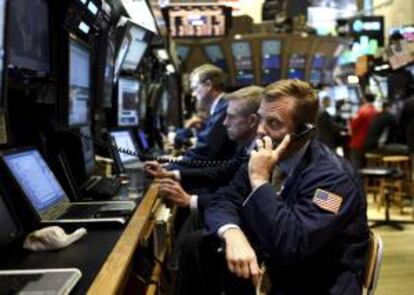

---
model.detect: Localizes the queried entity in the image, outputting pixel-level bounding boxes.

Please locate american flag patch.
[312,189,343,215]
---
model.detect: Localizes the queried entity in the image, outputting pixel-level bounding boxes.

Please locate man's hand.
[248,135,291,189]
[157,178,191,207]
[144,161,173,178]
[222,228,261,287]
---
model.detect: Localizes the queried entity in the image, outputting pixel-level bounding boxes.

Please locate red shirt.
[350,104,378,150]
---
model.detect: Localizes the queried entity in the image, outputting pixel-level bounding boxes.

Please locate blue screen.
[138,130,149,150]
[287,68,305,80]
[4,150,65,213]
[312,55,325,69]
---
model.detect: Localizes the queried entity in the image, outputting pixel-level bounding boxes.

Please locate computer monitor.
[231,41,254,86]
[289,54,306,68]
[287,68,305,80]
[312,54,326,69]
[309,69,322,85]
[176,45,190,61]
[117,77,140,127]
[68,38,91,127]
[109,130,139,164]
[261,40,281,84]
[137,130,149,150]
[204,44,227,70]
[79,126,95,178]
[163,5,231,38]
[103,38,115,108]
[8,0,50,73]
[2,149,66,215]
[113,36,130,83]
[121,24,151,71]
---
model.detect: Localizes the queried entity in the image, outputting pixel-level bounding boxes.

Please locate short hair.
[191,64,225,90]
[225,86,264,116]
[263,79,319,125]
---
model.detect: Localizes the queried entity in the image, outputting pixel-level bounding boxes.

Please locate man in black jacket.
[145,86,263,213]
[176,79,369,295]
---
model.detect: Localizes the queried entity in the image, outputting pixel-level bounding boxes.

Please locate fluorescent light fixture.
[88,1,98,15]
[79,21,90,34]
[166,64,175,73]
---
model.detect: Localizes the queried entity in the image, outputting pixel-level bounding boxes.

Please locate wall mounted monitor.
[288,54,306,68]
[287,68,305,80]
[312,54,326,69]
[121,24,151,71]
[117,77,140,127]
[176,45,190,61]
[231,41,254,86]
[103,38,115,108]
[8,0,50,73]
[309,69,322,85]
[113,37,130,83]
[261,40,281,84]
[68,38,90,127]
[163,5,231,38]
[204,44,227,70]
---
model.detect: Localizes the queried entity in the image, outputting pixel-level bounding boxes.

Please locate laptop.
[0,191,81,295]
[0,148,136,225]
[109,129,145,170]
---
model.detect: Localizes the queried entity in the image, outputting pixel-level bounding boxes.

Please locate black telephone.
[291,122,317,141]
[63,126,241,168]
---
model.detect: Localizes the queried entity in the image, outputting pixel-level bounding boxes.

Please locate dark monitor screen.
[117,77,140,126]
[68,38,90,127]
[289,54,306,68]
[312,55,326,69]
[103,39,115,108]
[309,69,322,84]
[3,149,66,215]
[163,5,231,38]
[121,24,150,71]
[287,68,305,80]
[176,45,190,61]
[9,0,50,73]
[79,126,95,177]
[0,191,21,248]
[204,44,227,70]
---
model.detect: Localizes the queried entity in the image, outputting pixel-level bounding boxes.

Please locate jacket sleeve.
[241,166,365,265]
[204,164,251,234]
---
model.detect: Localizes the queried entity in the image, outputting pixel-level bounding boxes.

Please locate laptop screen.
[3,150,66,214]
[110,130,139,164]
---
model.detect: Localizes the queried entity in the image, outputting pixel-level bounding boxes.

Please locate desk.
[0,183,162,294]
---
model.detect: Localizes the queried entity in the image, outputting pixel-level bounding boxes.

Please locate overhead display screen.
[231,41,254,86]
[261,40,281,84]
[204,44,227,70]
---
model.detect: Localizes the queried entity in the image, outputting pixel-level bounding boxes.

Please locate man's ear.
[248,113,260,129]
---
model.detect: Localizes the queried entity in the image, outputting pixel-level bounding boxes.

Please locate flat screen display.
[110,130,139,164]
[3,149,66,214]
[113,37,130,83]
[163,5,231,38]
[312,55,326,69]
[309,69,322,84]
[176,45,190,61]
[79,126,95,177]
[117,77,140,126]
[261,40,281,84]
[121,25,149,71]
[289,54,306,68]
[9,0,50,73]
[231,41,254,86]
[68,39,90,127]
[287,68,305,80]
[204,44,227,70]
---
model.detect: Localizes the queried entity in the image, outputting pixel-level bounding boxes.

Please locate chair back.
[363,230,384,295]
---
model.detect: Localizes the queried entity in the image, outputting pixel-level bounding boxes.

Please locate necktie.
[271,166,286,192]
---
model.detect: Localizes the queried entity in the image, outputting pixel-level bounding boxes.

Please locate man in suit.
[176,79,369,295]
[145,86,263,213]
[184,64,237,161]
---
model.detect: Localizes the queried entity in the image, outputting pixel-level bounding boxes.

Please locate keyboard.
[84,177,121,199]
[59,204,102,219]
[0,274,42,294]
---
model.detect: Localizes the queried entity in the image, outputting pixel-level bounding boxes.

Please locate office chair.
[363,230,384,295]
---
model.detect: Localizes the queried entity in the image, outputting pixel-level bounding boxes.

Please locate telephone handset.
[62,126,241,168]
[263,123,317,150]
